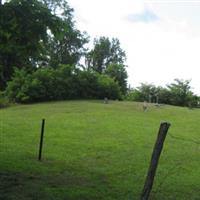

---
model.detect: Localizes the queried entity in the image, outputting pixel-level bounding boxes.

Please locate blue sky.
[127,8,159,23]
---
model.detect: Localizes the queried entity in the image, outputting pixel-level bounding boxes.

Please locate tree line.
[0,0,127,103]
[0,0,199,107]
[126,79,200,108]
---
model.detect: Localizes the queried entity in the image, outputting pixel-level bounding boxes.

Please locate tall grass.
[0,101,200,200]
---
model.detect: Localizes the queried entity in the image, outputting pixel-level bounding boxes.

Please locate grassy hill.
[0,100,200,200]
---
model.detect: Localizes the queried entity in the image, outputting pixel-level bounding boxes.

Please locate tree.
[125,88,144,102]
[96,74,121,99]
[105,63,128,94]
[86,37,126,73]
[43,0,89,68]
[156,87,171,105]
[6,65,121,103]
[86,37,110,73]
[126,80,200,107]
[167,79,193,106]
[47,28,88,68]
[136,83,158,102]
[86,36,128,94]
[0,0,88,90]
[0,0,62,89]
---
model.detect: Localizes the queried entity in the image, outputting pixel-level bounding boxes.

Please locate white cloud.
[126,8,159,23]
[126,20,200,93]
[68,0,200,95]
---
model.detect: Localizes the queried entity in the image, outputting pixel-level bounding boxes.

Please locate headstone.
[104,97,108,104]
[143,101,147,112]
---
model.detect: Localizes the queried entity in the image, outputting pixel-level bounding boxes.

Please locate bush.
[125,89,143,101]
[125,81,200,108]
[6,69,34,103]
[6,65,122,103]
[0,92,9,108]
[97,74,122,99]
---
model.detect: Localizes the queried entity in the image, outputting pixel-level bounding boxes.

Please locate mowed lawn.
[0,100,200,200]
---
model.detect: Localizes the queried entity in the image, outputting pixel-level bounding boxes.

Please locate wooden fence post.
[38,119,45,161]
[141,122,171,200]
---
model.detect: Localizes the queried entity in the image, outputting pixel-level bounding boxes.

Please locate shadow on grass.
[0,170,104,200]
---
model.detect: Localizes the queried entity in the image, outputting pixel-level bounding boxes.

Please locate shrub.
[6,65,122,103]
[0,92,9,108]
[5,69,32,103]
[125,89,143,102]
[96,74,122,99]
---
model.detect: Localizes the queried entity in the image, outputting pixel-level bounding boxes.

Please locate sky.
[67,0,200,95]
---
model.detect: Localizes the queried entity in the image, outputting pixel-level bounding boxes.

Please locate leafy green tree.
[75,70,99,98]
[188,94,199,108]
[136,83,158,102]
[156,87,171,105]
[105,63,127,94]
[126,79,200,108]
[86,37,110,73]
[125,88,143,102]
[43,0,89,68]
[5,68,32,102]
[86,36,127,94]
[167,79,193,106]
[6,65,121,103]
[96,74,121,99]
[48,29,88,68]
[86,37,126,73]
[126,83,159,102]
[0,0,88,90]
[0,0,62,89]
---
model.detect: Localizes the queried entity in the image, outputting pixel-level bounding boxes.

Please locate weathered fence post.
[38,119,45,161]
[141,122,171,200]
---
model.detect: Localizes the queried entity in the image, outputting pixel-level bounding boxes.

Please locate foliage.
[86,37,126,73]
[86,37,127,94]
[105,63,127,95]
[0,91,9,108]
[0,1,127,100]
[48,31,88,68]
[126,79,200,107]
[0,0,63,89]
[125,88,143,102]
[126,83,158,102]
[167,79,193,106]
[96,74,122,99]
[44,0,89,68]
[0,0,87,90]
[137,83,158,102]
[6,66,122,103]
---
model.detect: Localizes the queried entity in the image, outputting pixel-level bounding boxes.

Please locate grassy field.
[0,100,200,200]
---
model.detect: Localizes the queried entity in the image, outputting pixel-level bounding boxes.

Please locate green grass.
[0,100,200,200]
